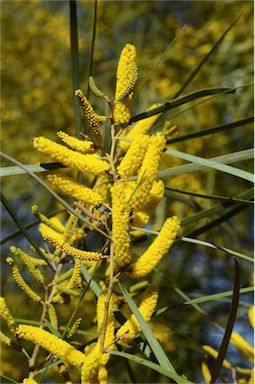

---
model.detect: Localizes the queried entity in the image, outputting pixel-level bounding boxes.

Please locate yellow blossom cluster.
[75,89,103,148]
[120,103,162,151]
[57,131,95,154]
[10,246,46,284]
[128,132,166,212]
[81,292,115,384]
[33,136,109,175]
[39,223,101,261]
[0,297,16,332]
[6,258,42,302]
[117,134,149,178]
[111,183,131,268]
[17,325,86,367]
[45,172,103,205]
[114,43,138,124]
[116,286,158,343]
[131,216,180,277]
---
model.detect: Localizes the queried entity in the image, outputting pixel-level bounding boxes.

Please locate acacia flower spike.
[17,325,85,367]
[33,136,109,175]
[116,286,158,342]
[75,89,103,148]
[131,216,180,277]
[39,223,102,261]
[57,131,95,154]
[45,173,103,205]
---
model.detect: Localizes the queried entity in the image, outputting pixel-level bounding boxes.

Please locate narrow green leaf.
[155,286,253,317]
[129,87,235,124]
[165,148,254,182]
[166,116,254,145]
[181,188,253,227]
[165,186,254,205]
[107,350,191,383]
[69,0,81,135]
[0,374,19,384]
[173,14,241,98]
[118,283,176,373]
[185,286,252,306]
[210,260,240,383]
[0,163,65,177]
[179,237,254,263]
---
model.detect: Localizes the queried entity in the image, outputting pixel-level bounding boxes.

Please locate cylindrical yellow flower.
[230,332,254,362]
[17,325,85,367]
[131,216,180,278]
[6,258,41,302]
[119,103,162,151]
[202,345,232,369]
[201,360,211,384]
[67,317,82,339]
[115,43,138,102]
[45,173,103,205]
[39,223,101,261]
[116,286,158,342]
[249,306,254,328]
[128,133,166,212]
[10,246,45,284]
[0,331,11,346]
[113,43,137,125]
[0,297,16,331]
[33,137,109,175]
[57,131,95,154]
[67,259,81,289]
[32,205,65,234]
[81,347,101,384]
[111,183,131,268]
[22,379,38,384]
[117,135,149,178]
[47,303,58,330]
[75,89,102,148]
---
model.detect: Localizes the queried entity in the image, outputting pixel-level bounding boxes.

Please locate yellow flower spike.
[17,324,85,367]
[249,306,254,328]
[129,133,166,212]
[22,379,38,384]
[70,228,85,243]
[98,365,108,384]
[57,131,95,154]
[33,136,109,175]
[45,173,103,205]
[67,259,81,289]
[115,44,138,102]
[131,216,180,278]
[75,89,103,148]
[39,223,101,261]
[131,211,150,227]
[81,347,101,384]
[6,258,42,303]
[117,134,150,178]
[0,296,16,332]
[10,246,45,284]
[47,303,58,330]
[32,205,65,234]
[113,97,132,125]
[116,286,158,343]
[201,360,211,384]
[120,103,162,151]
[143,179,165,213]
[202,345,232,369]
[111,183,131,268]
[67,317,82,339]
[0,331,11,346]
[230,331,254,362]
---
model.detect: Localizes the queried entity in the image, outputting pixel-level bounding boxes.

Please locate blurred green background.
[1,1,253,383]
